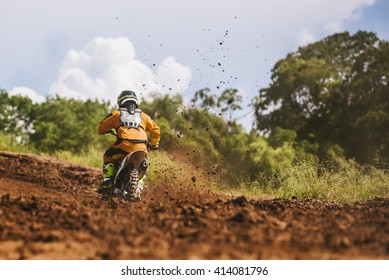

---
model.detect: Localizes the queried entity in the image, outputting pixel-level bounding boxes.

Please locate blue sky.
[1,0,388,128]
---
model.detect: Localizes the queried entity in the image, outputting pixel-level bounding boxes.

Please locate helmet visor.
[119,97,138,107]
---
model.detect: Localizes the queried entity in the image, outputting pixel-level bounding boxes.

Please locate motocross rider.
[97,90,160,195]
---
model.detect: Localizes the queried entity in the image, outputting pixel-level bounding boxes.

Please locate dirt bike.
[105,131,151,202]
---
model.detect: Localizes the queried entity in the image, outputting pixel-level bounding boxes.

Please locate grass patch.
[51,146,103,168]
[240,160,389,203]
[0,132,36,154]
[0,132,103,168]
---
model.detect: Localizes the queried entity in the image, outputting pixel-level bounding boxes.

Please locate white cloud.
[324,21,343,33]
[298,29,317,46]
[155,56,192,95]
[9,87,45,103]
[50,37,192,105]
[290,0,375,45]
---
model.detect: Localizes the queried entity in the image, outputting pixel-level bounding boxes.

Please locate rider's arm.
[98,110,120,135]
[142,112,160,147]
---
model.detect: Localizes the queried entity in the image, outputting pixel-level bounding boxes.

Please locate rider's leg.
[100,162,116,191]
[97,145,127,194]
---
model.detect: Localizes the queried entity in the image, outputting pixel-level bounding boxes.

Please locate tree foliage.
[0,90,34,143]
[0,91,112,153]
[191,88,243,122]
[29,96,112,153]
[252,31,389,164]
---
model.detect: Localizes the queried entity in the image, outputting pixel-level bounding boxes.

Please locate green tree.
[217,88,242,122]
[0,90,34,143]
[342,39,389,164]
[29,96,111,153]
[141,93,185,151]
[191,88,217,109]
[252,31,389,164]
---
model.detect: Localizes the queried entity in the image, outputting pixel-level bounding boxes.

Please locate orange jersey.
[98,109,160,147]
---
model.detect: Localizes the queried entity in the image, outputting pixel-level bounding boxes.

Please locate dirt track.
[0,151,388,260]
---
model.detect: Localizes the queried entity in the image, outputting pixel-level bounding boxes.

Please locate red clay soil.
[0,151,388,260]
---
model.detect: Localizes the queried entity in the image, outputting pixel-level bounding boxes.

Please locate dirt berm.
[0,151,387,259]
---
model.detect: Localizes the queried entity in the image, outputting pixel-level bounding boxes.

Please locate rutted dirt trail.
[0,151,388,259]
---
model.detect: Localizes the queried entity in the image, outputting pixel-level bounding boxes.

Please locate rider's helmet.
[117,90,139,108]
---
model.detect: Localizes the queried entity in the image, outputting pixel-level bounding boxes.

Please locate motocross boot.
[137,176,145,193]
[97,163,115,195]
